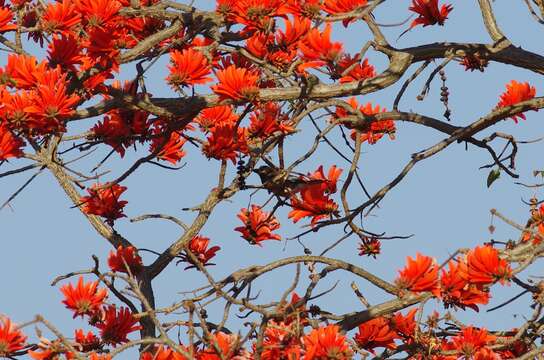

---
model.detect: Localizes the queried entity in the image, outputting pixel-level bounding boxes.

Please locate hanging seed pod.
[439,70,452,121]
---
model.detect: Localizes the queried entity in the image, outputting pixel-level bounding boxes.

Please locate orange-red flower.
[451,327,496,358]
[466,245,512,285]
[24,68,80,135]
[60,276,108,318]
[460,53,488,72]
[0,7,16,33]
[167,48,213,88]
[95,305,141,345]
[47,34,84,71]
[322,0,368,26]
[409,0,453,28]
[354,317,397,353]
[194,105,238,132]
[286,165,342,225]
[0,317,27,357]
[248,102,295,140]
[0,123,24,160]
[80,183,128,225]
[334,98,396,144]
[28,338,72,360]
[496,80,537,123]
[74,329,101,352]
[440,260,489,311]
[395,253,440,296]
[228,0,288,32]
[306,165,343,194]
[75,0,121,28]
[108,245,143,275]
[150,130,187,165]
[178,235,221,269]
[91,107,150,157]
[302,325,352,360]
[259,321,301,360]
[298,23,343,72]
[89,353,112,360]
[202,123,248,163]
[140,345,192,360]
[337,55,376,83]
[212,65,260,102]
[391,308,418,340]
[235,205,281,246]
[4,54,47,90]
[358,237,381,258]
[40,0,82,35]
[288,185,339,225]
[199,332,248,360]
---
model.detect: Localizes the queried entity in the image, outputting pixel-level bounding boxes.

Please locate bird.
[254,165,323,198]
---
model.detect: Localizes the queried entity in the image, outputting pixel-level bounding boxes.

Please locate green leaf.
[487,168,501,188]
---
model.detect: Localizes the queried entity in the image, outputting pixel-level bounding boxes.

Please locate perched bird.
[254,165,322,197]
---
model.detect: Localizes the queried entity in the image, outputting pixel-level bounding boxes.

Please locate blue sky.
[2,0,544,357]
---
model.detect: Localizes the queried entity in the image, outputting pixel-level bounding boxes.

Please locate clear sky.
[2,0,544,358]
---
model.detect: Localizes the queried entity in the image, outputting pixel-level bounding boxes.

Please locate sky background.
[2,0,544,358]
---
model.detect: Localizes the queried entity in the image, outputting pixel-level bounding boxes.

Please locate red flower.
[91,108,150,157]
[47,34,83,71]
[466,245,512,285]
[334,98,396,144]
[140,345,192,360]
[0,123,24,160]
[460,53,488,72]
[391,309,418,340]
[74,329,101,352]
[451,327,496,358]
[0,317,27,357]
[248,102,295,140]
[395,253,440,296]
[212,65,260,102]
[28,338,72,360]
[353,317,397,353]
[440,260,489,311]
[4,54,47,90]
[302,325,352,360]
[60,276,108,318]
[40,0,82,35]
[95,305,141,345]
[194,105,238,132]
[75,0,121,28]
[322,0,368,26]
[358,237,381,258]
[89,353,112,360]
[259,321,301,360]
[150,130,187,165]
[24,68,80,135]
[337,55,376,83]
[202,123,248,163]
[306,165,343,194]
[496,80,537,123]
[0,7,16,33]
[108,245,143,275]
[84,27,121,71]
[80,183,128,225]
[179,235,221,269]
[235,205,281,246]
[298,23,343,72]
[288,185,339,225]
[199,332,248,360]
[167,48,213,88]
[409,0,453,28]
[228,0,288,32]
